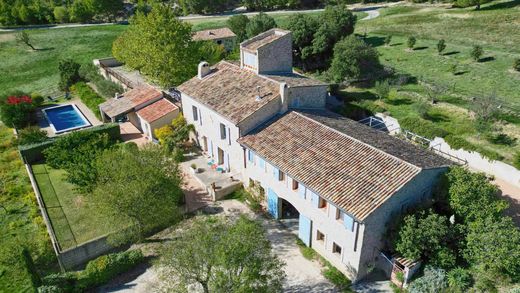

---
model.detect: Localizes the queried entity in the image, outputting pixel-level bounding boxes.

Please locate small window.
[316,230,325,242]
[192,106,198,121]
[318,197,327,209]
[333,242,342,255]
[336,209,344,221]
[292,179,299,190]
[278,170,285,181]
[216,40,222,45]
[220,123,226,140]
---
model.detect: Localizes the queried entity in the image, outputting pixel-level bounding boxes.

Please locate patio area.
[180,153,242,201]
[119,122,149,147]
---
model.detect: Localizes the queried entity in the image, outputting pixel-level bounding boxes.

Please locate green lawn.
[0,125,56,292]
[32,163,116,250]
[0,25,127,97]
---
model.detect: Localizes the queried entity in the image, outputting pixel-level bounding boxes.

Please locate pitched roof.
[177,61,280,124]
[193,27,236,41]
[99,86,162,118]
[136,98,178,123]
[238,111,451,221]
[263,72,328,87]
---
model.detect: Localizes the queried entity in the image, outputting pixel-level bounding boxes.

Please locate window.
[278,170,285,181]
[316,230,325,242]
[336,209,344,221]
[258,158,265,170]
[292,179,299,190]
[248,150,254,163]
[192,106,198,121]
[318,197,327,209]
[216,40,222,45]
[332,242,342,255]
[220,123,226,140]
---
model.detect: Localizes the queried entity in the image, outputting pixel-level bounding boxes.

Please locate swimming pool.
[43,104,92,134]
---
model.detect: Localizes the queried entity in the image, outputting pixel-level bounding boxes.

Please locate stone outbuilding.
[192,27,236,51]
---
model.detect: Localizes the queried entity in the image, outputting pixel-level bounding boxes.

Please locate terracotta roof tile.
[100,86,162,118]
[193,27,236,41]
[136,98,178,122]
[177,61,280,124]
[238,111,450,221]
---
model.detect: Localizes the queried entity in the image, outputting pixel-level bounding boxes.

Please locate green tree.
[437,39,446,55]
[246,12,277,39]
[327,35,380,84]
[158,216,285,293]
[16,126,47,145]
[407,36,416,50]
[227,14,250,42]
[16,30,36,50]
[447,267,472,292]
[286,13,318,65]
[384,35,392,46]
[93,145,183,244]
[53,6,69,23]
[112,4,199,87]
[91,0,124,21]
[470,45,483,61]
[446,167,507,223]
[395,210,457,269]
[69,0,95,23]
[374,79,390,100]
[311,5,356,59]
[197,41,226,65]
[464,216,520,285]
[58,58,81,91]
[154,113,194,153]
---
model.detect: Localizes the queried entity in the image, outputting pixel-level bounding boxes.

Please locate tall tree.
[311,5,356,58]
[285,13,318,67]
[227,14,250,42]
[93,145,183,244]
[112,4,199,87]
[158,216,285,293]
[245,12,277,39]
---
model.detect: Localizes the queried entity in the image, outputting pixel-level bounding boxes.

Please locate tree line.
[0,0,124,26]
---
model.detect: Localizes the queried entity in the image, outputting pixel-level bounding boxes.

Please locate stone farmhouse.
[177,28,452,282]
[192,27,236,51]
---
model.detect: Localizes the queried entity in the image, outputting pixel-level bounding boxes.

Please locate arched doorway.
[280,198,300,236]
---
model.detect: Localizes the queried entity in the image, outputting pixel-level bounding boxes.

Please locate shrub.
[449,63,458,75]
[78,250,144,289]
[470,45,483,62]
[514,59,520,72]
[58,59,81,91]
[447,267,472,292]
[0,94,36,129]
[437,39,446,55]
[384,35,392,46]
[514,152,520,170]
[30,93,44,107]
[399,117,448,139]
[79,63,123,98]
[407,36,416,49]
[17,126,47,145]
[70,82,105,119]
[413,100,432,119]
[485,133,516,146]
[374,79,390,99]
[53,6,69,23]
[408,266,447,293]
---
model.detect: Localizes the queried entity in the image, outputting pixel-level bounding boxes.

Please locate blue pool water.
[43,105,91,133]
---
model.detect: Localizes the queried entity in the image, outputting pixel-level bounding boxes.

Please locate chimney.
[198,62,211,79]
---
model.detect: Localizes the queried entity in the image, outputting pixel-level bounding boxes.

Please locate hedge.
[19,123,120,163]
[399,117,448,139]
[39,250,144,292]
[444,135,504,162]
[70,82,106,120]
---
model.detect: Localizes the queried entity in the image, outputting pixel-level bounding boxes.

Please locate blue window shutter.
[248,150,254,162]
[258,158,265,169]
[310,192,320,208]
[273,167,279,179]
[343,214,354,231]
[209,140,213,157]
[267,188,279,219]
[298,184,306,199]
[298,214,312,246]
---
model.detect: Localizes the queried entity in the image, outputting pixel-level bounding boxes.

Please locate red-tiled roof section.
[177,61,280,124]
[238,111,423,221]
[136,98,178,122]
[193,27,236,41]
[99,86,162,118]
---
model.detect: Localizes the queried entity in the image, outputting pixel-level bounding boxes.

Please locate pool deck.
[38,99,102,137]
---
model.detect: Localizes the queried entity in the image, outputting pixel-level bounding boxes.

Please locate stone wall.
[58,236,113,270]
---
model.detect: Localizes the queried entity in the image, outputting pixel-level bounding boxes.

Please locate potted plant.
[190,163,198,174]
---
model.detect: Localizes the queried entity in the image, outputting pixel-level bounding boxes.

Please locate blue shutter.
[310,191,320,208]
[343,213,354,231]
[248,150,254,162]
[258,158,265,169]
[298,184,306,199]
[267,188,279,219]
[209,140,213,157]
[298,214,312,246]
[273,167,279,179]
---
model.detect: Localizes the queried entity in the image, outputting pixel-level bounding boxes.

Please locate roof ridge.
[293,111,422,171]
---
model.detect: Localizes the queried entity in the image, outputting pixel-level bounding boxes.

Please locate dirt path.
[494,178,520,227]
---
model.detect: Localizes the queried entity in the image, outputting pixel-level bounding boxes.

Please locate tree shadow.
[385,97,413,105]
[443,51,460,56]
[426,112,450,122]
[35,47,55,51]
[480,0,520,10]
[390,42,403,46]
[479,56,495,63]
[363,36,386,47]
[413,46,429,51]
[454,70,468,76]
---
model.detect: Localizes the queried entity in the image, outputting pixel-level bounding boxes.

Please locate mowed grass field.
[31,163,116,250]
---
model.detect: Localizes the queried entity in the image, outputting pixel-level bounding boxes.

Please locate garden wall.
[373,113,520,187]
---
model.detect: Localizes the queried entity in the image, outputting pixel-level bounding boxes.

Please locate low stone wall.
[211,181,242,201]
[58,236,112,270]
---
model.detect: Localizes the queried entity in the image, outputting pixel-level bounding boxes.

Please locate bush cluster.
[399,117,448,139]
[0,93,38,129]
[70,82,105,120]
[79,63,123,98]
[444,135,504,161]
[39,250,144,292]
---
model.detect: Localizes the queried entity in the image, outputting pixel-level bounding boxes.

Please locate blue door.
[298,214,312,246]
[267,188,279,219]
